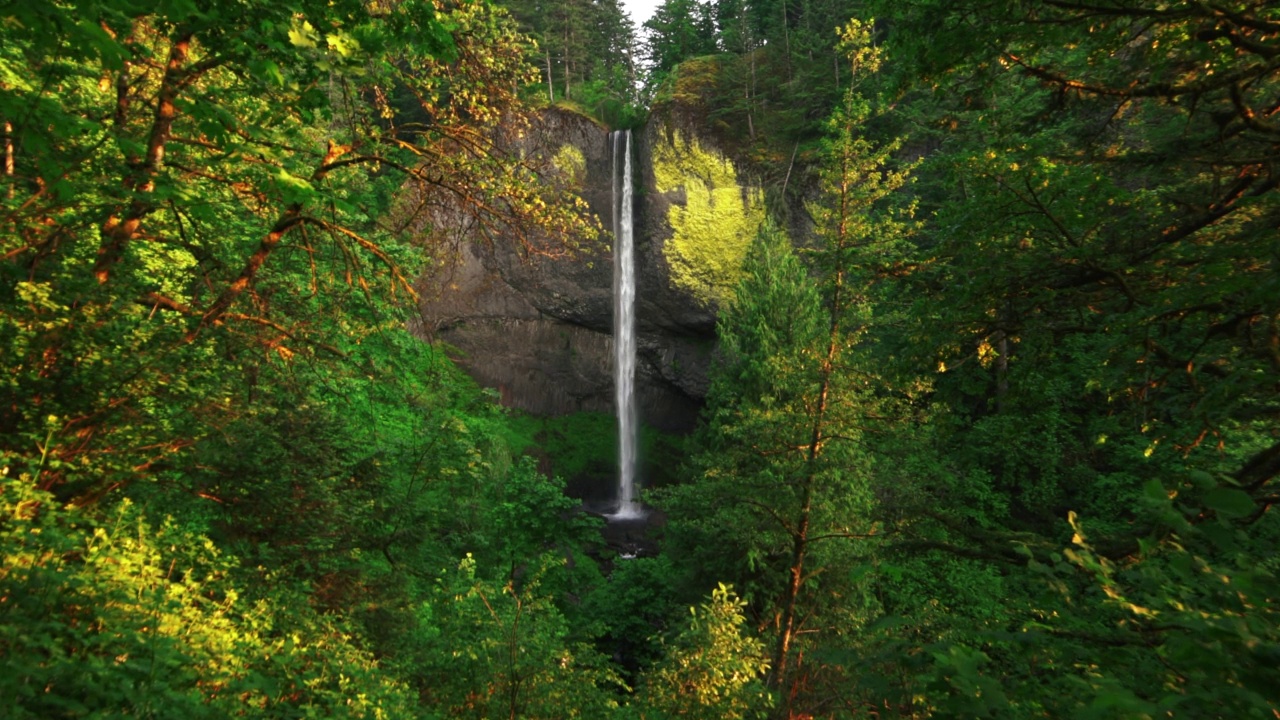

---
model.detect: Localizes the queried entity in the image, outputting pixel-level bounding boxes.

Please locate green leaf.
[1203,488,1255,518]
[274,168,315,205]
[1142,478,1167,503]
[326,32,360,58]
[1188,470,1215,489]
[75,19,126,68]
[288,20,318,49]
[249,58,285,87]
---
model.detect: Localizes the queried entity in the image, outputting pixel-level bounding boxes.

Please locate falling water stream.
[611,130,642,520]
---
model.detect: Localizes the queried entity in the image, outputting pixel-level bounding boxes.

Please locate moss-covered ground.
[498,410,686,500]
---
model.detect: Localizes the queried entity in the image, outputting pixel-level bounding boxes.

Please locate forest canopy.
[3,0,1279,718]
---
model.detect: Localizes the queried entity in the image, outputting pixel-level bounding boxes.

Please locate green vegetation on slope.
[653,6,1280,718]
[4,0,1280,718]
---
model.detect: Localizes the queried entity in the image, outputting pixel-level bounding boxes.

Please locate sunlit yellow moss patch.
[652,130,764,306]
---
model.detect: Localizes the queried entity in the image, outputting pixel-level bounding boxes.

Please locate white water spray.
[611,130,642,520]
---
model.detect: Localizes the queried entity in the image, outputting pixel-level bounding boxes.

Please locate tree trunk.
[95,33,192,284]
[563,25,571,100]
[546,50,555,103]
[3,120,12,200]
[770,143,854,711]
[781,0,793,82]
[770,467,814,702]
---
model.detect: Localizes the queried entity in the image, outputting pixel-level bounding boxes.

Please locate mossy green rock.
[651,130,765,306]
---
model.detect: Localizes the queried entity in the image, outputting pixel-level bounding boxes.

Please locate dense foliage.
[656,1,1280,717]
[500,0,641,127]
[0,0,632,716]
[640,0,873,191]
[4,0,1278,718]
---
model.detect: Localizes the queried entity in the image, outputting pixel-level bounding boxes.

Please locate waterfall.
[611,130,642,520]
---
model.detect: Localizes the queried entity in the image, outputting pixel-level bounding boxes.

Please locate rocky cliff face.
[414,101,768,432]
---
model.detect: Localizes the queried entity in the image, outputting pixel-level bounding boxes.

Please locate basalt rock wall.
[414,100,769,432]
